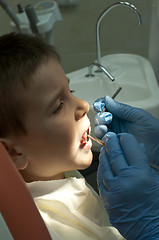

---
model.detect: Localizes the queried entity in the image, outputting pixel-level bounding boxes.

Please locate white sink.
[69,76,151,102]
[67,54,159,151]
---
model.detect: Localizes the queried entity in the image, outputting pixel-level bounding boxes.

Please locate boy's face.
[12,59,93,182]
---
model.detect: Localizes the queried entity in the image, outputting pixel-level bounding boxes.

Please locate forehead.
[24,58,66,95]
[33,58,65,89]
[22,59,67,114]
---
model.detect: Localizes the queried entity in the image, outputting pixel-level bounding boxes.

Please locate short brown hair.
[0,32,60,137]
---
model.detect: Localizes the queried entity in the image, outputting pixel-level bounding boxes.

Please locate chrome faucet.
[86,1,142,81]
[85,62,115,81]
[97,2,142,65]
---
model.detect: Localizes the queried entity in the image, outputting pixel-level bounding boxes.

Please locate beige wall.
[0,0,152,73]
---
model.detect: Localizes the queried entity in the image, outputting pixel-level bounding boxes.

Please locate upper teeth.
[82,131,87,141]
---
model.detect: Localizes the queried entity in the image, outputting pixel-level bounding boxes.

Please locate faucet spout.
[85,62,115,81]
[96,1,142,65]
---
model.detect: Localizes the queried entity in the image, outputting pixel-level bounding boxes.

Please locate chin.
[78,151,93,170]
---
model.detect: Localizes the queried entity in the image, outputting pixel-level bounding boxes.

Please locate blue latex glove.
[93,96,159,168]
[98,132,159,240]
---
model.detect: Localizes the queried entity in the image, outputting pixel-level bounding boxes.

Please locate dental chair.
[0,142,52,240]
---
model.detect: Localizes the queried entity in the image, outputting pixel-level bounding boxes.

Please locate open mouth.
[80,127,91,148]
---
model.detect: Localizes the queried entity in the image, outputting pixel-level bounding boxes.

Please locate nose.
[74,97,89,121]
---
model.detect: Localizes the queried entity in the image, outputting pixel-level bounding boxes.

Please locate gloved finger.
[94,112,113,125]
[140,142,146,153]
[97,164,110,193]
[104,96,140,122]
[104,132,128,175]
[93,97,105,112]
[94,125,108,139]
[98,149,114,192]
[119,133,149,167]
[99,147,114,180]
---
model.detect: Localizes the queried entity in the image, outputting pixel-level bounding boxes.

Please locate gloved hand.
[98,132,159,240]
[93,96,159,169]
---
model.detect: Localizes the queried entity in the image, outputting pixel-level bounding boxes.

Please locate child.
[0,33,124,240]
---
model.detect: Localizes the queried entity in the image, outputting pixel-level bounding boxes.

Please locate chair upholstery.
[0,142,52,240]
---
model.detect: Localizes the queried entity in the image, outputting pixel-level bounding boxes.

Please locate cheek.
[25,118,78,162]
[57,123,78,155]
[52,120,81,163]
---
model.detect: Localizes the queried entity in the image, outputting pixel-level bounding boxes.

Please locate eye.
[70,89,75,93]
[53,101,64,114]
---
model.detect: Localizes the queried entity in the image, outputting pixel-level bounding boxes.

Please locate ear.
[0,138,28,170]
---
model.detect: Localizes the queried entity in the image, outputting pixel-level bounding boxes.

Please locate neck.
[20,171,65,183]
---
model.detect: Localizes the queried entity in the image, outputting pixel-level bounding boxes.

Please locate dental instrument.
[88,133,159,170]
[96,86,122,124]
[10,1,62,46]
[0,0,21,32]
[25,4,40,37]
[88,87,122,146]
[17,4,23,13]
[88,135,159,170]
[88,134,105,146]
[111,86,122,99]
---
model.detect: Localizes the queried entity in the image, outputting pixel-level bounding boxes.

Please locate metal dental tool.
[111,86,122,99]
[87,134,105,146]
[0,0,21,32]
[96,86,122,125]
[88,87,122,146]
[88,136,159,171]
[25,4,40,37]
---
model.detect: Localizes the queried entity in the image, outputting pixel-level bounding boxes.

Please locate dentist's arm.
[94,96,159,168]
[98,132,159,240]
